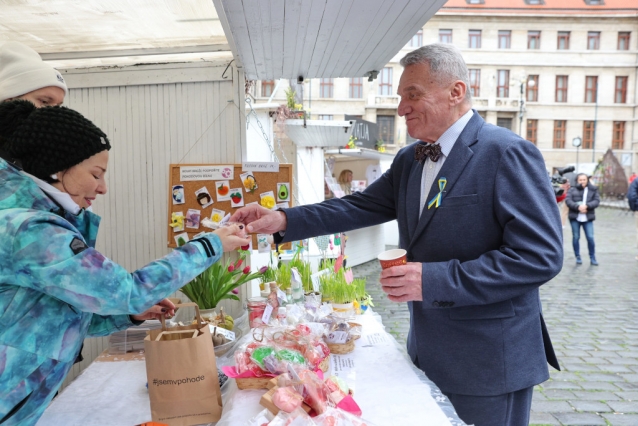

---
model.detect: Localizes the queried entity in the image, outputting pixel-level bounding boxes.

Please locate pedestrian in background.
[629,172,637,184]
[337,169,353,195]
[566,173,600,265]
[627,177,638,260]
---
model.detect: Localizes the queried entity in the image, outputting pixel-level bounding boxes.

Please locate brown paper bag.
[144,303,222,425]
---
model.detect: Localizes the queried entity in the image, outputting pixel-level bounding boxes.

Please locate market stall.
[37,312,465,426]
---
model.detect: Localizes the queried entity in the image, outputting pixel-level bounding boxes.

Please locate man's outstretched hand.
[230,204,288,234]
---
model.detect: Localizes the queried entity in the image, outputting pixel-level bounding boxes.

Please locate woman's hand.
[131,298,176,321]
[213,223,251,252]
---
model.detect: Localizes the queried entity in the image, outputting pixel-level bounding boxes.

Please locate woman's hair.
[0,100,110,181]
[400,43,471,102]
[338,169,353,184]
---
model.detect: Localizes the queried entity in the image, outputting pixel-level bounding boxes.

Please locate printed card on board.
[172,211,184,232]
[195,187,214,208]
[186,209,201,229]
[240,172,258,193]
[210,209,225,228]
[257,234,271,253]
[174,232,189,247]
[172,185,185,205]
[277,182,290,202]
[229,188,244,208]
[259,191,276,210]
[216,181,231,201]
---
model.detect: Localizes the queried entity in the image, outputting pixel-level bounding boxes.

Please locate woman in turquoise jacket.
[0,100,250,425]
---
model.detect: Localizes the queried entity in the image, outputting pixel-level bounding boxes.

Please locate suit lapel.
[408,113,482,250]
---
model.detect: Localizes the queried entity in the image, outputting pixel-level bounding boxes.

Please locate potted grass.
[288,251,320,304]
[319,269,358,313]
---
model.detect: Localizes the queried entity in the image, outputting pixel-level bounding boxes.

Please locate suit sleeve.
[422,141,563,306]
[279,157,399,242]
[11,214,223,316]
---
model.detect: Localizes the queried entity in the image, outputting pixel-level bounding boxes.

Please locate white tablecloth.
[37,313,466,426]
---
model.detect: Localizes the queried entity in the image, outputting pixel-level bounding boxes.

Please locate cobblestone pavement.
[352,207,638,426]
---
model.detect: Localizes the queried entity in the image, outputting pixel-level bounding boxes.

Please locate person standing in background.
[629,172,637,184]
[566,173,600,265]
[0,41,67,107]
[627,177,638,260]
[337,169,353,195]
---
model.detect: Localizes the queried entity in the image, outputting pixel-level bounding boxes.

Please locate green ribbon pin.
[427,177,447,209]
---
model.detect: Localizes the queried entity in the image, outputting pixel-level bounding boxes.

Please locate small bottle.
[286,288,292,304]
[277,306,287,323]
[267,282,280,319]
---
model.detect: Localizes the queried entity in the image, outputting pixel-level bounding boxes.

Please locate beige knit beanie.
[0,41,68,102]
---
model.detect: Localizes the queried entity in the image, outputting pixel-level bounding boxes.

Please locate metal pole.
[518,81,524,136]
[592,78,598,162]
[577,145,580,174]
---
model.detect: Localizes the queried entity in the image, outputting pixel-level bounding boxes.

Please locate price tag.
[325,330,348,344]
[277,289,287,303]
[311,269,330,293]
[209,325,235,341]
[262,304,274,324]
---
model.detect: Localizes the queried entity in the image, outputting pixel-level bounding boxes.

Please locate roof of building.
[440,0,638,16]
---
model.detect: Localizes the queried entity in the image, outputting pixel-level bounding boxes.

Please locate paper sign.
[311,269,331,293]
[262,304,274,324]
[326,330,348,344]
[180,165,233,181]
[242,162,279,173]
[344,269,354,284]
[365,332,391,346]
[209,325,235,341]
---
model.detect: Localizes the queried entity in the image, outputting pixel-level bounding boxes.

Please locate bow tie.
[414,143,442,163]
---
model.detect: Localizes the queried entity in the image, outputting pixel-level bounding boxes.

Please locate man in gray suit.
[231,43,563,426]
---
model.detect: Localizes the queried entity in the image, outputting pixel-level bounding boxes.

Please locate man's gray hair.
[400,43,471,102]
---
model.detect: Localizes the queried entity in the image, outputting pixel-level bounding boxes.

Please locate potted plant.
[319,268,358,312]
[180,250,266,330]
[288,247,320,303]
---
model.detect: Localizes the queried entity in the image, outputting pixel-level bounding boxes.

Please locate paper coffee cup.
[377,249,407,269]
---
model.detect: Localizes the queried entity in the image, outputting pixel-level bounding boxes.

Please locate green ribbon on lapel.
[427,177,447,209]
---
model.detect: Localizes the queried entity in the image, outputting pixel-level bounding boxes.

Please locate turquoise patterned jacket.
[0,158,223,425]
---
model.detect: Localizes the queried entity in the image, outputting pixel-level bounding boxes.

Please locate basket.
[235,355,330,390]
[327,340,355,354]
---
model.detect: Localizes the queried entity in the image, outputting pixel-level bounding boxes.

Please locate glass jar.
[247,297,267,328]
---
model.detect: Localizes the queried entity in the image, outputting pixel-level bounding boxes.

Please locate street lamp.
[572,136,582,174]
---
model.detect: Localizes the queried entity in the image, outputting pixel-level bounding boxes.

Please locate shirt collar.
[434,109,474,157]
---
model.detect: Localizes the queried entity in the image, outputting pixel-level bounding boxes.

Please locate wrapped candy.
[272,386,304,413]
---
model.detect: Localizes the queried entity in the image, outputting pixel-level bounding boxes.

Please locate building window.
[526,119,538,144]
[349,77,363,99]
[469,69,480,97]
[553,120,566,149]
[618,32,630,50]
[261,80,275,97]
[378,67,393,96]
[524,0,544,4]
[528,31,541,49]
[469,30,482,48]
[497,117,512,130]
[526,75,539,102]
[555,75,568,102]
[497,70,509,98]
[615,76,628,103]
[409,30,423,47]
[583,121,595,149]
[587,31,601,50]
[498,30,511,49]
[557,31,570,50]
[318,115,333,121]
[439,29,453,44]
[584,0,605,4]
[377,115,395,144]
[612,122,625,150]
[320,78,334,98]
[466,0,484,4]
[584,76,598,103]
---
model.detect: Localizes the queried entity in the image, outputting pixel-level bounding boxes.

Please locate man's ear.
[450,80,467,105]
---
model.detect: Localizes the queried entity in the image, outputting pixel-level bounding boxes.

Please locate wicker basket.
[235,355,330,390]
[327,339,355,354]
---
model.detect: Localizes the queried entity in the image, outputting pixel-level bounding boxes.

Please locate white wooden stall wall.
[57,60,245,389]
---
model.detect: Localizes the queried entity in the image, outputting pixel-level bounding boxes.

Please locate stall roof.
[285,119,353,148]
[212,0,448,81]
[0,0,229,63]
[325,147,396,161]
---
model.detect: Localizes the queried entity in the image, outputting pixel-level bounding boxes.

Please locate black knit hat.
[0,99,110,180]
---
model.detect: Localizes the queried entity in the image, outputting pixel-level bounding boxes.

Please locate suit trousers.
[445,386,534,426]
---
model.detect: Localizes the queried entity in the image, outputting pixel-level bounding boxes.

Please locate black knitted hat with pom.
[0,99,110,180]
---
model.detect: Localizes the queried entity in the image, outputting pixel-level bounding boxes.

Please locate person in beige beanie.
[0,41,67,107]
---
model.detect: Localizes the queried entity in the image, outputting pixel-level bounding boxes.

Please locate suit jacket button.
[432,301,439,308]
[449,302,455,307]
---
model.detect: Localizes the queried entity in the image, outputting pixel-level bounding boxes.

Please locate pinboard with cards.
[167,163,293,249]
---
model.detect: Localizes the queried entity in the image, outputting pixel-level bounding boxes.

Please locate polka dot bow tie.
[414,143,442,163]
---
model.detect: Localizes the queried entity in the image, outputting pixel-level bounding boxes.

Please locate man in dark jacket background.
[627,177,638,259]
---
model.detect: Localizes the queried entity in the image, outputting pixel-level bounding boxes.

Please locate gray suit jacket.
[278,111,563,396]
